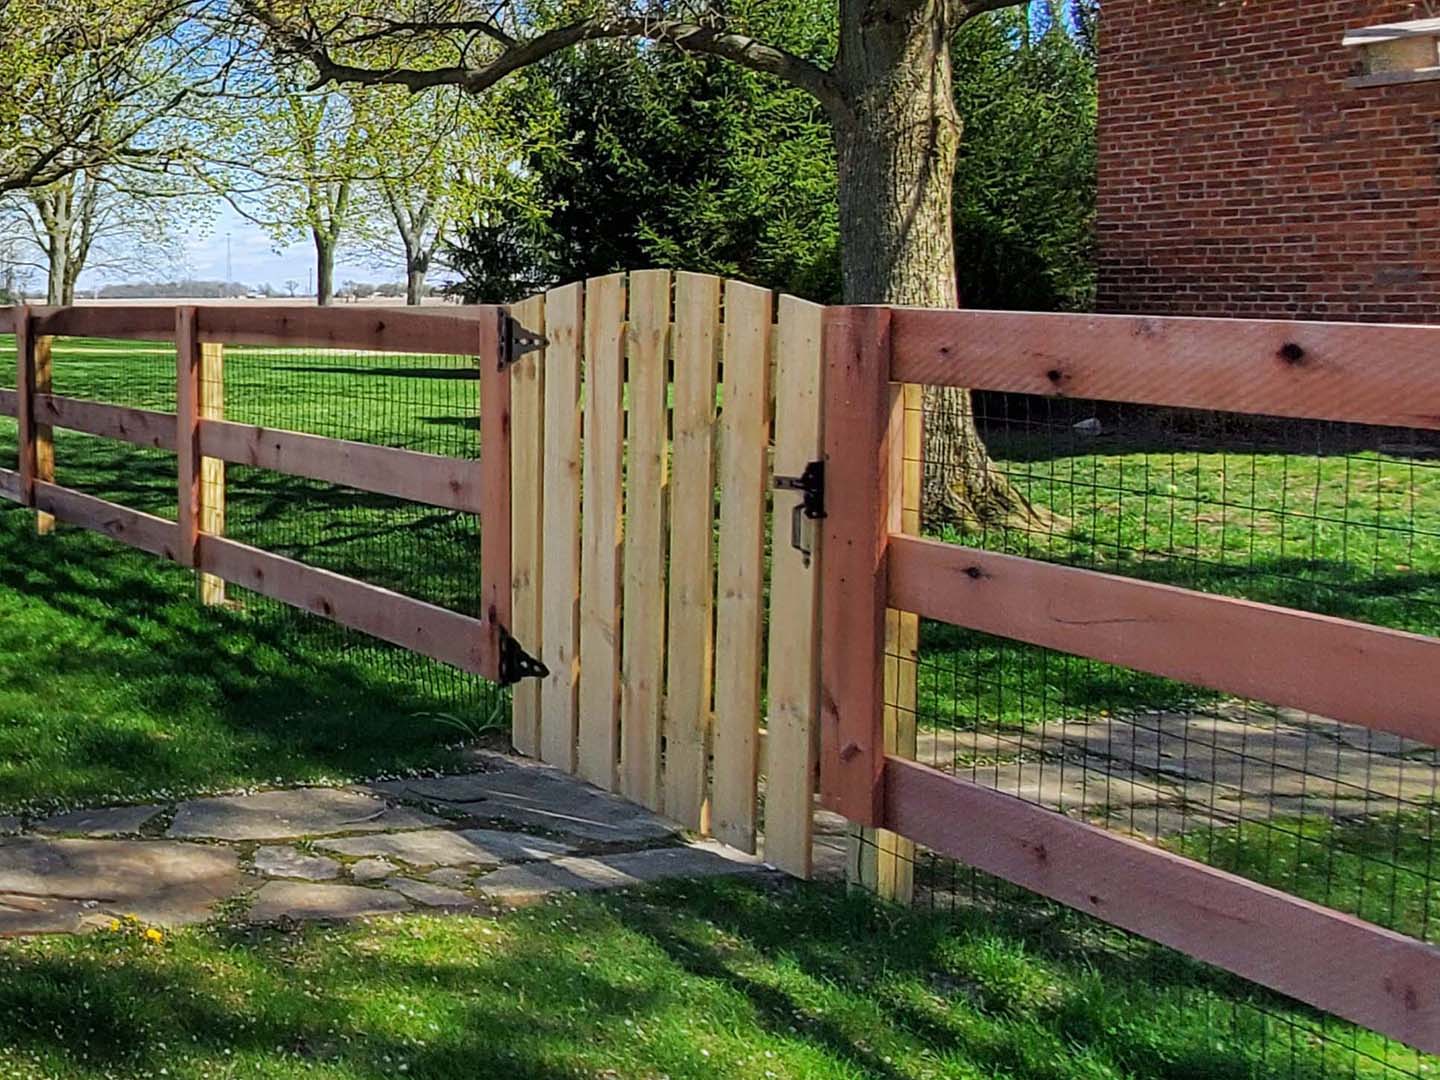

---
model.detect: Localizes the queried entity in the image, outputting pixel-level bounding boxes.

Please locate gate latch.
[499,314,547,370]
[774,460,825,568]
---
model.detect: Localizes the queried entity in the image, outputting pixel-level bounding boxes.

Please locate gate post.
[479,308,514,684]
[819,306,902,828]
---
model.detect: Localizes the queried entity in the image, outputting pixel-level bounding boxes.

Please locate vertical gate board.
[763,295,825,878]
[510,293,546,757]
[198,341,226,604]
[175,307,203,570]
[621,269,671,809]
[711,280,774,852]
[663,272,721,831]
[540,284,583,771]
[578,273,627,790]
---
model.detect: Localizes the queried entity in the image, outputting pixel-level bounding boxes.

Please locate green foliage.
[952,5,1098,310]
[444,9,840,304]
[444,3,1096,310]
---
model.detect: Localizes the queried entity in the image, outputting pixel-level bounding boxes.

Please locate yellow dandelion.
[107,918,122,932]
[144,927,164,943]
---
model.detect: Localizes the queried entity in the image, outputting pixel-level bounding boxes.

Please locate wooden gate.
[506,271,825,877]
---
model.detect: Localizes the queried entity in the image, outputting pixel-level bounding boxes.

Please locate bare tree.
[237,0,1036,523]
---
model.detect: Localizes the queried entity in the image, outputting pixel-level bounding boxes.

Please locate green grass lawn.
[921,425,1440,731]
[0,334,497,813]
[0,878,1415,1080]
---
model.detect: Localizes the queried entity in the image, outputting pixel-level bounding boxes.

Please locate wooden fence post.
[175,306,202,572]
[480,308,514,686]
[199,340,226,603]
[819,305,900,829]
[510,293,546,758]
[850,383,921,900]
[15,309,54,534]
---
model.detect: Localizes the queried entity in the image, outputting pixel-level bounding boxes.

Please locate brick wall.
[1098,0,1440,321]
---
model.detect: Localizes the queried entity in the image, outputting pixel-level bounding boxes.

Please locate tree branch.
[247,7,849,121]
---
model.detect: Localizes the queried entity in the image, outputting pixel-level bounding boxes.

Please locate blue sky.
[75,203,387,294]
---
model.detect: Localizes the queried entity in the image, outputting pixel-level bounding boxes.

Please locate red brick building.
[1098,1,1440,321]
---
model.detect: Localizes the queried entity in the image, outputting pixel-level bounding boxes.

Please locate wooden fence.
[819,305,1440,1057]
[506,271,824,878]
[0,302,525,684]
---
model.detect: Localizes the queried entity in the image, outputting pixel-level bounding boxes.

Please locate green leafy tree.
[237,0,1062,524]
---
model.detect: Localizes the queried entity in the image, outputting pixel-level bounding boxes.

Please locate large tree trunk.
[833,0,1033,528]
[45,250,65,306]
[314,232,335,306]
[405,258,428,306]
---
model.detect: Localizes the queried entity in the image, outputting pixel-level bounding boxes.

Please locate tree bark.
[313,232,335,306]
[406,259,428,306]
[832,0,1032,527]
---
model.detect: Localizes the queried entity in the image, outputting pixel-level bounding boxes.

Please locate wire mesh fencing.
[2,328,503,727]
[854,384,1440,1079]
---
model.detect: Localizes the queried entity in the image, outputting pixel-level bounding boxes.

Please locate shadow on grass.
[0,880,1396,1079]
[0,502,500,809]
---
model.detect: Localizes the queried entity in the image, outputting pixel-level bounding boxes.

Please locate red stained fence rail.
[819,305,1440,1056]
[0,303,526,685]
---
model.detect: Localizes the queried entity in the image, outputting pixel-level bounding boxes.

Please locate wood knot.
[964,566,983,580]
[839,741,862,762]
[1046,369,1064,384]
[1278,342,1306,365]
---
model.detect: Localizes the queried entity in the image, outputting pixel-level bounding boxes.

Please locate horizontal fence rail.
[822,303,1440,1059]
[890,307,1440,429]
[0,302,518,684]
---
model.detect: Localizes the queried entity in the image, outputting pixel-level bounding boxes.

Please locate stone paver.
[316,828,574,867]
[0,838,242,934]
[387,877,477,909]
[252,846,340,881]
[35,805,163,838]
[425,867,475,888]
[248,881,410,924]
[369,763,678,843]
[349,858,396,883]
[477,842,768,906]
[168,788,446,841]
[0,757,770,937]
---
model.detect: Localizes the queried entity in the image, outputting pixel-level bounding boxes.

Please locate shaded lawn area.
[0,503,483,814]
[0,879,1406,1080]
[0,334,498,812]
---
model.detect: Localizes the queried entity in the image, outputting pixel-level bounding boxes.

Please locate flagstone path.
[0,752,768,936]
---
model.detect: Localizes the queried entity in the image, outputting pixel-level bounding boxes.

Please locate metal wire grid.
[860,386,1440,1078]
[29,333,500,721]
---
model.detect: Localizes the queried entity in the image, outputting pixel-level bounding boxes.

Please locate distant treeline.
[97,280,252,299]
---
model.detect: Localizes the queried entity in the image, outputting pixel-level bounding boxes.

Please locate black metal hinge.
[499,313,547,370]
[774,460,825,567]
[498,626,549,686]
